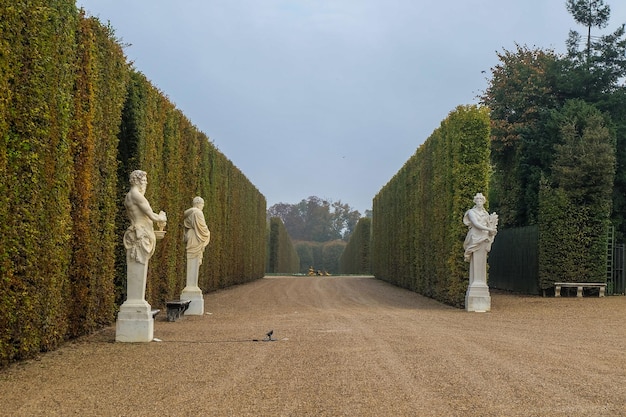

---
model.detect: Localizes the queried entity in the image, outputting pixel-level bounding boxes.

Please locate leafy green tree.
[304,197,334,241]
[268,196,361,242]
[563,0,626,236]
[480,45,562,227]
[482,1,626,233]
[564,0,626,101]
[566,0,612,63]
[551,100,616,208]
[331,201,362,240]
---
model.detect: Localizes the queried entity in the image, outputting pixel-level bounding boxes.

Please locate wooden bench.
[165,300,192,322]
[554,282,606,298]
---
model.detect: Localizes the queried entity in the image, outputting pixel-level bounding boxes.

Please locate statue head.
[192,196,204,209]
[473,193,486,205]
[129,170,147,186]
[129,170,148,194]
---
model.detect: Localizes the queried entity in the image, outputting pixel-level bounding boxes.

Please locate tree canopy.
[267,196,361,242]
[481,0,626,236]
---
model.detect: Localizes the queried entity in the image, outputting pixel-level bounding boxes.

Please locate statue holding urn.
[116,170,167,342]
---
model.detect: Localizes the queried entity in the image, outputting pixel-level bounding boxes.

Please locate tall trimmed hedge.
[538,181,610,290]
[295,240,347,274]
[0,0,80,364]
[267,217,300,274]
[372,105,491,307]
[339,217,371,274]
[538,100,615,291]
[68,12,130,337]
[0,2,266,367]
[115,71,267,307]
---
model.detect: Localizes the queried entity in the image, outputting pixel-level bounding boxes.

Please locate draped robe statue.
[463,193,497,312]
[181,196,211,315]
[184,197,211,262]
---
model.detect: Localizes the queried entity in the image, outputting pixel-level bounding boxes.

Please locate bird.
[266,330,273,341]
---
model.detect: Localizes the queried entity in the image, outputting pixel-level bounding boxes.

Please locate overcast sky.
[76,1,626,214]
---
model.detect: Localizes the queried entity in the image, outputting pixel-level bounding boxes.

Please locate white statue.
[463,192,498,312]
[184,196,211,262]
[181,196,210,315]
[123,170,167,266]
[116,170,167,342]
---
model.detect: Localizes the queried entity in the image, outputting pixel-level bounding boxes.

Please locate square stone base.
[115,301,154,342]
[465,284,491,312]
[181,287,204,315]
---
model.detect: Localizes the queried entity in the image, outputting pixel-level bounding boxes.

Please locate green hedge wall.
[538,100,615,291]
[339,217,371,274]
[371,105,491,307]
[267,217,300,274]
[116,70,267,307]
[295,240,347,274]
[68,12,130,337]
[0,2,266,367]
[538,181,609,290]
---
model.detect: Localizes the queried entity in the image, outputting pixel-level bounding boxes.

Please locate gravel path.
[2,276,626,416]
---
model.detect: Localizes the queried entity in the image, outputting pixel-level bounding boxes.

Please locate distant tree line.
[267,196,361,242]
[267,196,362,274]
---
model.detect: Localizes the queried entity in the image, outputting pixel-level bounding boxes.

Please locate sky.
[76,1,626,215]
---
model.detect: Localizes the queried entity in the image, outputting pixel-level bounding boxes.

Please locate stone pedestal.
[465,246,491,312]
[180,257,204,315]
[180,287,204,315]
[465,282,491,312]
[116,260,154,342]
[115,299,154,342]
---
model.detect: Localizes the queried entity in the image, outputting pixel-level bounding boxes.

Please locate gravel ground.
[1,275,626,417]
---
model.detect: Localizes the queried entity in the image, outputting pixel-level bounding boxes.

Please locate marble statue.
[180,196,210,315]
[123,170,167,266]
[463,192,498,312]
[116,170,167,342]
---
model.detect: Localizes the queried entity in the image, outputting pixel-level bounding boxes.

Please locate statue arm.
[133,192,167,222]
[467,209,496,233]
